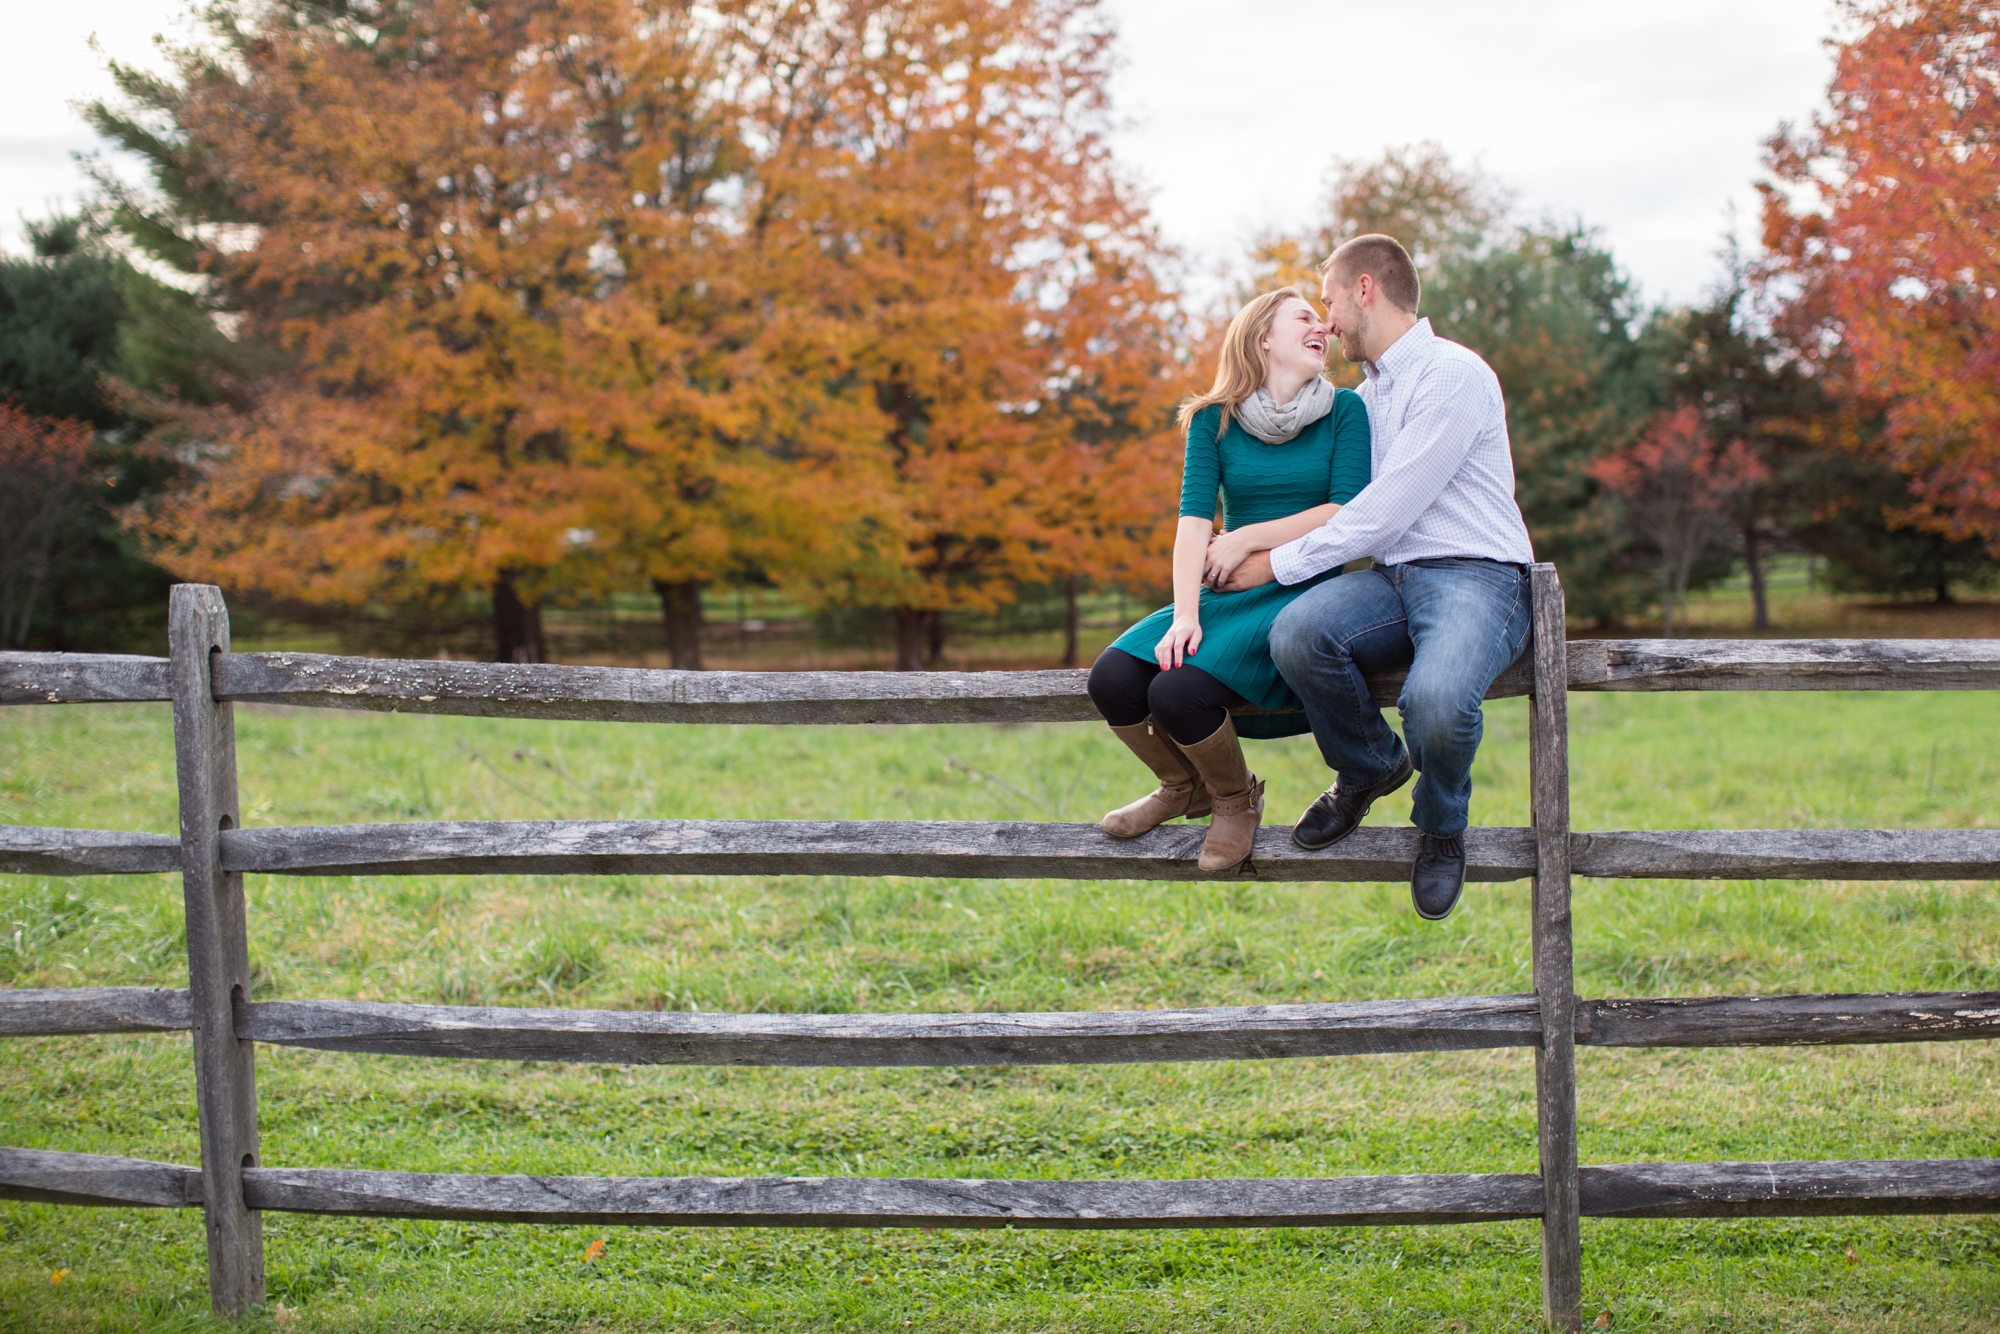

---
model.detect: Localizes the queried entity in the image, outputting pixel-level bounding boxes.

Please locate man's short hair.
[1319,235,1420,313]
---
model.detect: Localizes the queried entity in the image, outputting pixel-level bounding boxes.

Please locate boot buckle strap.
[1209,777,1264,817]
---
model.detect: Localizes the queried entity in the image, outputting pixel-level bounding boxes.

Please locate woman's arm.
[1155,515,1217,668]
[1203,503,1340,585]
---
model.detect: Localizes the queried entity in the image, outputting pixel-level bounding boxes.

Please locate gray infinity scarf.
[1232,376,1335,444]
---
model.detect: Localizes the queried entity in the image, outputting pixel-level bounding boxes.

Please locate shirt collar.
[1362,317,1435,383]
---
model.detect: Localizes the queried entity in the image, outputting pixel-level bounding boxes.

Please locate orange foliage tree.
[99,1,769,662]
[96,0,1182,666]
[1031,268,1187,664]
[727,0,1182,668]
[1761,0,2000,550]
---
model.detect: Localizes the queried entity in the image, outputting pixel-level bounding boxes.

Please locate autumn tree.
[1032,280,1186,664]
[1019,172,1186,665]
[1653,256,1825,629]
[1589,406,1769,636]
[0,406,100,648]
[517,3,760,669]
[1762,0,2000,551]
[1788,441,2000,601]
[94,0,765,663]
[1643,248,1990,628]
[724,0,1182,670]
[95,0,1178,668]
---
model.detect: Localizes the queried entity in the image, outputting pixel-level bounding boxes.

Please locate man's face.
[1319,269,1369,364]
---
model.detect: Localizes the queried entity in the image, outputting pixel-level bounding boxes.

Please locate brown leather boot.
[1100,718,1214,837]
[1179,716,1264,873]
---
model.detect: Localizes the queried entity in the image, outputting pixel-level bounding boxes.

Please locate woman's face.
[1261,296,1329,384]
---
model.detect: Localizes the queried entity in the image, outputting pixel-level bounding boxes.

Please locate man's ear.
[1355,273,1375,307]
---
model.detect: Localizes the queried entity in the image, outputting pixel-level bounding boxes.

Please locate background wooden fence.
[2,569,1997,1329]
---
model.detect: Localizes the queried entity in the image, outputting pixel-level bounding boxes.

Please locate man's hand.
[1210,549,1276,593]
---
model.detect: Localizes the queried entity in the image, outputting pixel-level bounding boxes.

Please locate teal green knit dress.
[1109,391,1372,740]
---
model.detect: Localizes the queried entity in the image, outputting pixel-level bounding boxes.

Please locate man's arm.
[1269,362,1494,584]
[1211,549,1274,592]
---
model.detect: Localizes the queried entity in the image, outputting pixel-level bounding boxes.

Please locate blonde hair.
[1176,287,1316,437]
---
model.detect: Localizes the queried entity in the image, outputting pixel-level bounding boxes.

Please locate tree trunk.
[1743,523,1770,631]
[1062,577,1080,667]
[1671,552,1697,639]
[493,571,545,664]
[924,609,945,668]
[652,578,704,670]
[894,609,925,671]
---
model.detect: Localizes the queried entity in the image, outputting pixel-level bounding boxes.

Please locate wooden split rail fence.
[2,570,1997,1328]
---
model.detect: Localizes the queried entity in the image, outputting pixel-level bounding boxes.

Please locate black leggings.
[1086,648,1246,746]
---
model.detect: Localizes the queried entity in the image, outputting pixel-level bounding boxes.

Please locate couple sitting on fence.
[1089,233,1536,922]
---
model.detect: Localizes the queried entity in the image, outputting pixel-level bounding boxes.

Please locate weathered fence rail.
[13,820,2000,883]
[9,635,2000,718]
[1,573,1995,1329]
[5,1147,1996,1226]
[7,986,1997,1057]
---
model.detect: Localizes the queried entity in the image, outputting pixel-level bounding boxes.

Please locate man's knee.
[1399,678,1483,753]
[1270,601,1329,676]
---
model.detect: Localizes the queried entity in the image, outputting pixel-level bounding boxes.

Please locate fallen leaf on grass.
[584,1238,607,1262]
[1594,1313,1612,1329]
[1845,1246,1859,1265]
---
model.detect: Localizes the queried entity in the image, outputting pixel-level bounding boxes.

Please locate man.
[1211,234,1534,921]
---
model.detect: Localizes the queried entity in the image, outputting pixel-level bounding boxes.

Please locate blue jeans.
[1269,559,1532,836]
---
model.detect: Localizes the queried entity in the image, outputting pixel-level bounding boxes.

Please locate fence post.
[169,584,264,1315]
[1527,563,1581,1329]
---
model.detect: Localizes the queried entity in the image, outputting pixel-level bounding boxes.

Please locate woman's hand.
[1203,529,1254,587]
[1198,504,1342,589]
[1154,615,1203,669]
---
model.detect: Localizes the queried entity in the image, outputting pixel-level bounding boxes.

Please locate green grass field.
[1,689,1996,1331]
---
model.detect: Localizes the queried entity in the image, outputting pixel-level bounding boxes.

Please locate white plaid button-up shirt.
[1270,317,1534,583]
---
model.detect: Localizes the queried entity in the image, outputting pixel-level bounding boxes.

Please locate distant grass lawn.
[1,690,1996,1331]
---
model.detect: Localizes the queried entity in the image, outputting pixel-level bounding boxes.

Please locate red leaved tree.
[1761,0,2000,549]
[0,405,98,648]
[1588,407,1769,637]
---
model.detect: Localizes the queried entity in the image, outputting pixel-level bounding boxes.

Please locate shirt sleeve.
[1325,390,1371,506]
[1270,362,1490,583]
[1177,405,1223,521]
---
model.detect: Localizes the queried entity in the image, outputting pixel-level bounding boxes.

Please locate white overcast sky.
[2,0,1838,307]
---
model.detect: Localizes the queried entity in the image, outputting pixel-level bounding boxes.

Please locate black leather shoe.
[1291,754,1414,850]
[1411,832,1467,920]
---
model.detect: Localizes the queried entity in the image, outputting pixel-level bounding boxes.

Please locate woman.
[1087,288,1370,872]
